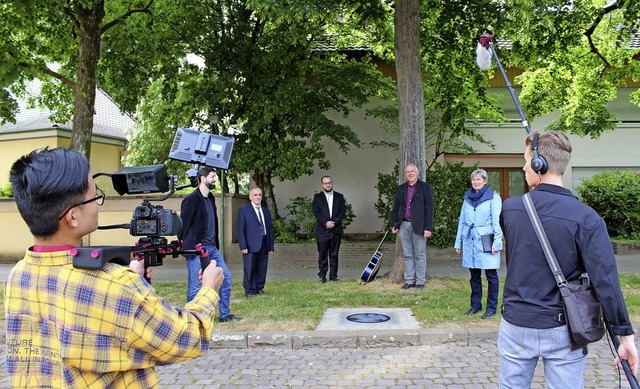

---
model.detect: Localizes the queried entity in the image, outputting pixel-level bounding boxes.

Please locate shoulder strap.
[522,192,567,287]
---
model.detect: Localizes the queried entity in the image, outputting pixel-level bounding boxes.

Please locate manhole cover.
[346,313,391,324]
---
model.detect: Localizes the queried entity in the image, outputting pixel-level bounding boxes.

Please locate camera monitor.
[111,165,170,195]
[168,127,234,170]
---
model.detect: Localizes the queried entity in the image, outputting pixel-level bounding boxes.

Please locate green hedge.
[0,184,13,198]
[575,170,640,239]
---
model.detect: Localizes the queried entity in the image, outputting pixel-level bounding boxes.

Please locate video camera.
[72,128,234,280]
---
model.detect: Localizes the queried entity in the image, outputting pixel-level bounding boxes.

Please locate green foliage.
[0,183,13,198]
[272,218,298,244]
[502,0,640,137]
[117,0,395,218]
[426,162,479,249]
[283,196,317,241]
[375,161,477,249]
[575,170,640,239]
[374,160,399,231]
[276,195,355,242]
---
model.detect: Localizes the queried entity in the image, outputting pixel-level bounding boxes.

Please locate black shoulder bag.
[523,192,605,348]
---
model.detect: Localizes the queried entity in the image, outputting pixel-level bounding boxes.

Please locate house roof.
[0,79,132,141]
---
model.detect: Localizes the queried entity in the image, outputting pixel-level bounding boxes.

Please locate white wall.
[273,99,397,233]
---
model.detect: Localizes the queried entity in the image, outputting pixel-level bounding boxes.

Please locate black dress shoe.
[416,284,425,289]
[481,311,496,319]
[464,309,480,316]
[401,283,415,290]
[219,314,243,323]
[245,293,255,299]
[319,278,327,283]
[329,278,340,282]
[257,289,265,294]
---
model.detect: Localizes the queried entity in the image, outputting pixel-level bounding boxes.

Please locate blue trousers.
[498,318,587,388]
[185,245,232,318]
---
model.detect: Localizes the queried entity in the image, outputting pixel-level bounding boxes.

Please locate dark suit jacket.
[237,203,275,253]
[313,191,346,235]
[177,189,220,250]
[391,179,434,235]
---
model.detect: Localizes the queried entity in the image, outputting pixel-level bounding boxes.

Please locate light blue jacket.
[454,191,503,269]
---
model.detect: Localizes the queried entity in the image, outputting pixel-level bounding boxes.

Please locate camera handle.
[71,240,208,284]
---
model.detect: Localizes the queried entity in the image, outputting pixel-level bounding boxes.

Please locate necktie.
[256,207,266,235]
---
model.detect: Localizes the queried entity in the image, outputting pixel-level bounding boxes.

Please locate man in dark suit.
[237,187,275,298]
[313,175,346,283]
[178,166,241,322]
[391,163,434,290]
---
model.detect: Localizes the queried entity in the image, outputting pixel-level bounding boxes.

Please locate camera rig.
[72,128,234,281]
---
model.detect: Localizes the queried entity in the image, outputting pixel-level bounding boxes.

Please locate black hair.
[10,147,90,237]
[197,166,216,183]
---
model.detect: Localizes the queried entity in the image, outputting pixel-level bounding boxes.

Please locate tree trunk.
[70,0,105,159]
[389,0,426,284]
[252,171,280,220]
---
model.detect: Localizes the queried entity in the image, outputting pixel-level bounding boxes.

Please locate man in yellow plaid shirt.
[5,147,224,388]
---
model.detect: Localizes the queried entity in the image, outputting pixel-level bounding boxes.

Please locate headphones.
[530,133,548,175]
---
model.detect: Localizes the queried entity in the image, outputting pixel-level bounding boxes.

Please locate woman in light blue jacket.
[454,169,503,319]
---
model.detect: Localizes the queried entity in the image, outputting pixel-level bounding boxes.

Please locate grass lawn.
[2,275,639,332]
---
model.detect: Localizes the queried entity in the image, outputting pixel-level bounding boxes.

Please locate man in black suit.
[178,166,241,322]
[313,175,346,283]
[391,163,434,290]
[237,187,275,298]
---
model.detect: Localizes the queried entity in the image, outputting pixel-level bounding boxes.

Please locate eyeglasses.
[57,187,105,220]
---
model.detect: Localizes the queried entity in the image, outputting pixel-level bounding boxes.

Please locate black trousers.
[316,233,341,280]
[242,235,269,294]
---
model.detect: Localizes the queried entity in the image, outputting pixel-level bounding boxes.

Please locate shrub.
[276,195,355,243]
[0,184,13,198]
[426,162,478,249]
[374,161,477,249]
[575,170,640,239]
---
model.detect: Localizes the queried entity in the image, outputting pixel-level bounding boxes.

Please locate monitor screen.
[168,127,234,170]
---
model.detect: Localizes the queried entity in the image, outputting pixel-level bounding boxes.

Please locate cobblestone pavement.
[152,337,634,388]
[1,336,632,388]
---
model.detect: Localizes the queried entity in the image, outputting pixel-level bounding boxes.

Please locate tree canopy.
[117,0,395,217]
[500,0,640,137]
[0,0,156,158]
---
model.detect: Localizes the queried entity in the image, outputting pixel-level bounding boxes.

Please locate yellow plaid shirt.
[4,249,219,388]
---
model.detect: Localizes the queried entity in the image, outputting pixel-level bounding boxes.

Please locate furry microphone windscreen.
[476,42,492,70]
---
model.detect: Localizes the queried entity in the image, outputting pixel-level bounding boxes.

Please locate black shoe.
[219,314,243,323]
[257,289,265,294]
[416,284,425,289]
[481,311,496,319]
[401,283,415,290]
[245,293,255,299]
[330,278,340,282]
[319,278,327,283]
[464,309,480,316]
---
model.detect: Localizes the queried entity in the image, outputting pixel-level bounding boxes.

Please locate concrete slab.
[316,307,420,331]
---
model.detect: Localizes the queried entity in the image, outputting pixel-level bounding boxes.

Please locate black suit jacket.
[312,191,346,235]
[177,189,220,250]
[391,179,434,235]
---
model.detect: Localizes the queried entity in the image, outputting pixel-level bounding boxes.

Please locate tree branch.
[101,0,154,34]
[40,65,77,92]
[583,0,625,69]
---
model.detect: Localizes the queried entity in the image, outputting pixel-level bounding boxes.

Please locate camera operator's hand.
[129,260,153,280]
[201,260,224,291]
